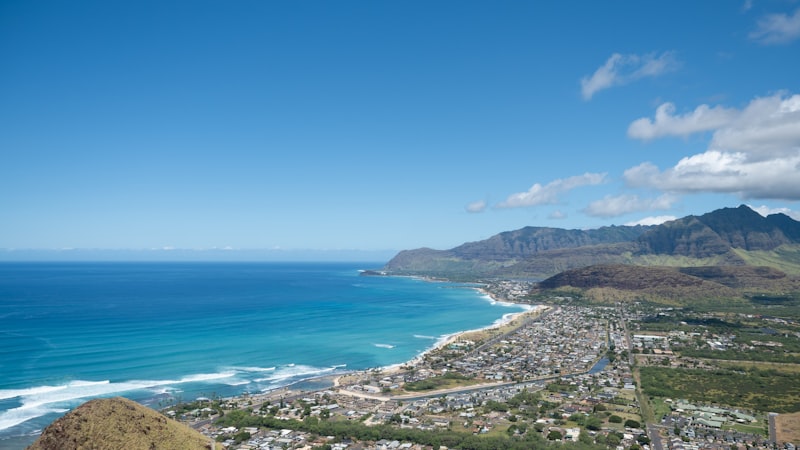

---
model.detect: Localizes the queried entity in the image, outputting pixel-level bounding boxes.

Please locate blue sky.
[1,1,799,259]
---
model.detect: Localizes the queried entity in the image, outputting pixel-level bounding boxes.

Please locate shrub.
[625,419,641,429]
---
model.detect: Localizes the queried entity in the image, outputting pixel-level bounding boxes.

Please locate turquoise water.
[0,262,526,446]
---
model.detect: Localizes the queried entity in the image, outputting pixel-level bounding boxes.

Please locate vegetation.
[734,245,800,276]
[679,347,800,364]
[215,410,606,450]
[383,206,800,279]
[27,397,211,450]
[403,371,478,391]
[640,366,800,413]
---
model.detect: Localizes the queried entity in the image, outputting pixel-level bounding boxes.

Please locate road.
[648,424,665,450]
[768,412,778,444]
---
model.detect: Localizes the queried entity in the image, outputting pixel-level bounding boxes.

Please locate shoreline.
[221,284,551,409]
[388,291,542,372]
[304,286,546,393]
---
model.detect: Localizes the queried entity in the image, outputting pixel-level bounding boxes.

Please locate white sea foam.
[253,364,337,383]
[0,371,242,432]
[0,405,69,432]
[176,371,238,383]
[413,334,436,340]
[373,343,395,349]
[0,385,73,402]
[229,366,276,373]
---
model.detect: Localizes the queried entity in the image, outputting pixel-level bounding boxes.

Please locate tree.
[233,431,251,444]
[485,400,509,412]
[547,430,563,440]
[585,416,602,431]
[609,415,623,423]
[624,419,641,429]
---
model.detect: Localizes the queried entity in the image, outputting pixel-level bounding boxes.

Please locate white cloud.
[748,204,800,221]
[497,173,607,208]
[583,194,677,218]
[624,215,678,226]
[709,94,800,159]
[630,93,800,158]
[624,153,800,200]
[549,210,567,219]
[580,51,679,100]
[749,8,800,44]
[628,102,737,140]
[465,200,487,213]
[624,93,800,200]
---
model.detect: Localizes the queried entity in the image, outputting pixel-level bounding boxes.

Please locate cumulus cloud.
[628,102,737,140]
[580,51,679,100]
[583,194,677,218]
[625,215,678,226]
[709,94,800,159]
[549,210,567,220]
[624,93,800,200]
[497,173,607,208]
[465,200,487,213]
[748,204,800,221]
[749,8,800,44]
[624,153,800,200]
[630,93,800,158]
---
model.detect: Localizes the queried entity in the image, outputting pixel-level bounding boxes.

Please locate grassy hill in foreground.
[26,397,211,450]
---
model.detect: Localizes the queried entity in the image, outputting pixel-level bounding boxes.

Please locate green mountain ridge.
[384,205,800,279]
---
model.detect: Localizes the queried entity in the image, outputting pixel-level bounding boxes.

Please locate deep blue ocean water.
[0,262,526,447]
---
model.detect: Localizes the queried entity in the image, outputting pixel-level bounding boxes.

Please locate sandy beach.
[244,285,546,405]
[320,288,547,393]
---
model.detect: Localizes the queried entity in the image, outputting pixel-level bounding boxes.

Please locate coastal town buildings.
[165,281,794,450]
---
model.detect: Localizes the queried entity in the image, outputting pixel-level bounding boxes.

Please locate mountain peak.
[637,204,799,256]
[383,205,800,279]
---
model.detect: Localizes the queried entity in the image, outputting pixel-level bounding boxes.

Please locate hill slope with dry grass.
[26,397,211,450]
[532,264,800,304]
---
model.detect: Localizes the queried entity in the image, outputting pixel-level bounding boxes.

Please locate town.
[165,281,798,450]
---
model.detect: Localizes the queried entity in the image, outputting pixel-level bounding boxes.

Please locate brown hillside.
[27,397,212,450]
[535,264,741,301]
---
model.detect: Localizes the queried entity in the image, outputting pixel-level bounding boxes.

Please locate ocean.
[0,262,527,448]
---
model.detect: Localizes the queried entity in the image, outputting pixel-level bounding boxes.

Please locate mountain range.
[383,205,800,280]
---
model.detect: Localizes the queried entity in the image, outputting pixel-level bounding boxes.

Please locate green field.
[640,366,800,413]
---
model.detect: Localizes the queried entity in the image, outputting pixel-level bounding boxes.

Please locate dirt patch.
[776,411,800,445]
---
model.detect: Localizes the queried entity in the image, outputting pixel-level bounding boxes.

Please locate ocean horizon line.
[0,248,400,263]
